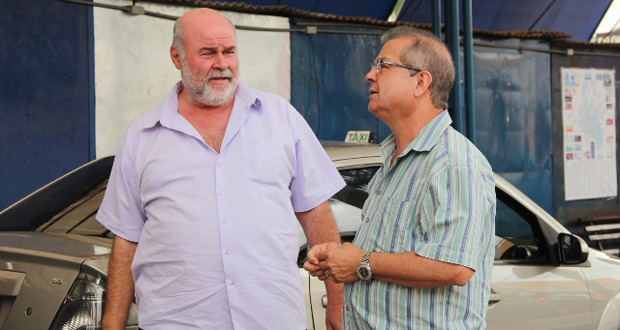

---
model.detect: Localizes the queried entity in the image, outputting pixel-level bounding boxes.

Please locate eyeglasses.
[372,58,422,73]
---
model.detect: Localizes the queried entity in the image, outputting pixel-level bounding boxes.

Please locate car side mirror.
[558,233,589,264]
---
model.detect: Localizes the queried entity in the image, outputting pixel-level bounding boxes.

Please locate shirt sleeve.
[414,164,495,270]
[96,138,146,242]
[288,110,345,213]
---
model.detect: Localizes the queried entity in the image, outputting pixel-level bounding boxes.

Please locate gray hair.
[172,18,187,61]
[382,25,455,109]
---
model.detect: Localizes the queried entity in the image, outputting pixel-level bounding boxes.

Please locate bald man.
[305,26,496,329]
[98,9,344,330]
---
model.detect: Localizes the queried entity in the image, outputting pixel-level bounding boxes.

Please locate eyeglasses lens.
[373,59,381,72]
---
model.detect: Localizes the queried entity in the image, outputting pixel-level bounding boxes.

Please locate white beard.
[181,63,238,107]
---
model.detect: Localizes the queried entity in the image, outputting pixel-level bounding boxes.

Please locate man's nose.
[365,67,377,83]
[212,53,228,69]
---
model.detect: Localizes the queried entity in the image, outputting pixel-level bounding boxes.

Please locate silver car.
[1,142,620,330]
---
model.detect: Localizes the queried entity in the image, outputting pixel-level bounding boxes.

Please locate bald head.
[382,26,455,109]
[169,8,240,108]
[172,8,236,61]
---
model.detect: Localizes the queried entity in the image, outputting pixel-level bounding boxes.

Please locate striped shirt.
[344,110,496,330]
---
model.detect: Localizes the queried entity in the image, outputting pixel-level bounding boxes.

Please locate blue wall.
[0,0,92,209]
[290,26,390,143]
[474,39,553,213]
[291,27,554,213]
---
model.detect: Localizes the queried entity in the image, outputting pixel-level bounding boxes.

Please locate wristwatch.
[356,251,373,281]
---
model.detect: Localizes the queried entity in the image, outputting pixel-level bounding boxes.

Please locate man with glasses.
[305,25,496,329]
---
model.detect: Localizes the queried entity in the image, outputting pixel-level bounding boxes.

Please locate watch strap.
[361,251,372,265]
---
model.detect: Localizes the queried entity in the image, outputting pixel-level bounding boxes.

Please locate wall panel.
[0,0,91,209]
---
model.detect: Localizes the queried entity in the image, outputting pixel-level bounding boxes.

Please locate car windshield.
[35,179,113,238]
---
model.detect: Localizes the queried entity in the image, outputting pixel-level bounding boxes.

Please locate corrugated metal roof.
[472,29,570,39]
[552,39,620,50]
[143,0,572,39]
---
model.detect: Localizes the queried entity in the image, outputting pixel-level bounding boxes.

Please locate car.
[1,142,620,330]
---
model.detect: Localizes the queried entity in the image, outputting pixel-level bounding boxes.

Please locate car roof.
[321,141,383,168]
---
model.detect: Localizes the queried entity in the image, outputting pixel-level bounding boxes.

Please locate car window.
[494,188,547,262]
[331,166,380,243]
[340,167,377,192]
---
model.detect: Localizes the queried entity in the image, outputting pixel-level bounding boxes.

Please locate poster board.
[561,67,617,201]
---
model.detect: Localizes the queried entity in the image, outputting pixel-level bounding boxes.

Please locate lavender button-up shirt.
[97,81,345,330]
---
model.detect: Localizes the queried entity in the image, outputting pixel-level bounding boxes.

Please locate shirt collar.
[234,80,263,112]
[379,110,452,161]
[143,80,262,130]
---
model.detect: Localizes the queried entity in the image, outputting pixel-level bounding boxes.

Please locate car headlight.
[49,270,138,330]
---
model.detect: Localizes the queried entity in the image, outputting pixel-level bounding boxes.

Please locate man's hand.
[318,242,364,283]
[304,242,344,329]
[304,242,341,280]
[296,202,343,329]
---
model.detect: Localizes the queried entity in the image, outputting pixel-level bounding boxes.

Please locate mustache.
[207,69,233,80]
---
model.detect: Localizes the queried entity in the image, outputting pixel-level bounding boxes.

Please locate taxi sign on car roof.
[345,130,373,143]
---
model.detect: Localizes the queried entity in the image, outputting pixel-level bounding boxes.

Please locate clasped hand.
[303,242,365,283]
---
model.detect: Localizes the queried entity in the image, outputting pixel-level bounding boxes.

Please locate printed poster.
[562,67,617,201]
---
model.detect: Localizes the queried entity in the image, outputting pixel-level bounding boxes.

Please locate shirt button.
[346,306,350,311]
[225,250,231,255]
[220,191,225,195]
[218,163,222,167]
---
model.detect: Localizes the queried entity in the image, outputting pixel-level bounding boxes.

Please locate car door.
[487,187,592,330]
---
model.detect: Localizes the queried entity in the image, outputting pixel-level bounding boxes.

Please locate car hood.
[588,247,620,267]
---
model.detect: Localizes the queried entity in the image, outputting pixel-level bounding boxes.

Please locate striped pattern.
[344,111,496,330]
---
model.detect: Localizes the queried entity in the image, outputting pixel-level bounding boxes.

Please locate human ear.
[414,71,433,97]
[170,46,182,70]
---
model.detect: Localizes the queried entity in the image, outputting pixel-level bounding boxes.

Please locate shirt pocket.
[242,138,291,186]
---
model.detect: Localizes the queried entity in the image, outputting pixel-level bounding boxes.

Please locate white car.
[1,142,620,330]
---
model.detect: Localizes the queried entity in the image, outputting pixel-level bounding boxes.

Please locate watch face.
[357,266,371,280]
